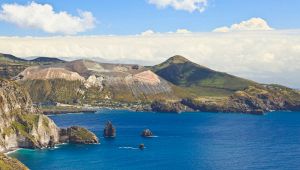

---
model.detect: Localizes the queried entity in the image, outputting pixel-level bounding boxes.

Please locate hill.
[0,53,28,63]
[152,55,256,97]
[17,59,175,105]
[0,53,67,79]
[31,57,65,64]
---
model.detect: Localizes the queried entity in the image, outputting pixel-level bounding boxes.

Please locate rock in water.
[59,126,99,144]
[103,121,116,137]
[139,144,145,150]
[141,129,153,137]
[47,136,56,148]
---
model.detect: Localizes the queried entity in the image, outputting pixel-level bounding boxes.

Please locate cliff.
[0,79,99,168]
[0,79,60,152]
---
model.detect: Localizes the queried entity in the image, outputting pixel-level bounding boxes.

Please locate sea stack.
[103,121,116,137]
[141,129,153,137]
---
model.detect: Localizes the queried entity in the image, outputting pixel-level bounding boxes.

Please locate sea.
[9,110,300,170]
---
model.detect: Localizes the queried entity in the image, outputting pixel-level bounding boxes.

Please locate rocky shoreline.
[0,79,99,168]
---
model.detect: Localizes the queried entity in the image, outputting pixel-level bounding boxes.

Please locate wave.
[5,148,20,155]
[118,146,140,150]
[148,135,158,138]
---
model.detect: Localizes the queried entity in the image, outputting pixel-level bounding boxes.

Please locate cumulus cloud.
[141,29,156,36]
[0,31,300,88]
[213,18,273,32]
[0,2,95,35]
[148,0,208,12]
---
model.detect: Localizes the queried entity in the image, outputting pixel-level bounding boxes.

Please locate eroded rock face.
[59,126,99,144]
[0,79,60,152]
[151,100,185,113]
[19,67,85,81]
[132,70,161,85]
[84,75,104,89]
[141,129,153,137]
[103,121,116,138]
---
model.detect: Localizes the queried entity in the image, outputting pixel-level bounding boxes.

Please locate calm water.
[9,110,300,170]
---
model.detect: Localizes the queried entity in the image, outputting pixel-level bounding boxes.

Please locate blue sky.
[0,0,300,36]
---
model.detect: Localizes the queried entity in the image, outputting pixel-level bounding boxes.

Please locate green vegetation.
[11,114,41,146]
[66,126,99,144]
[20,79,85,104]
[152,55,256,97]
[0,153,28,170]
[70,127,95,141]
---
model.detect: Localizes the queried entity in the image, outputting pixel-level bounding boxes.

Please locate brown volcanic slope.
[17,59,175,103]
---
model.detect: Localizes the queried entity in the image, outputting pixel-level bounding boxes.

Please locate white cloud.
[148,0,208,13]
[0,2,95,35]
[140,28,191,35]
[213,18,273,32]
[141,30,156,36]
[176,29,191,34]
[0,30,300,88]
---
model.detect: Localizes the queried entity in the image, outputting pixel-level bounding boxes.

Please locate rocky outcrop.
[0,153,28,170]
[181,85,300,114]
[141,129,153,137]
[151,100,186,113]
[59,126,99,144]
[103,121,116,137]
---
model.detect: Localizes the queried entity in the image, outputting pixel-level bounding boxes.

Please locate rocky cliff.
[0,78,99,148]
[0,79,60,152]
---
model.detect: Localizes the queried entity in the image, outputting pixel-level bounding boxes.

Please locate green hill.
[0,53,28,63]
[0,53,66,79]
[31,57,65,64]
[152,55,256,97]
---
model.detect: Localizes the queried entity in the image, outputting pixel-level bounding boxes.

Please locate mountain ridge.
[1,53,300,114]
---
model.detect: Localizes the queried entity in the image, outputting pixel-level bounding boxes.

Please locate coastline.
[41,105,142,115]
[4,148,20,155]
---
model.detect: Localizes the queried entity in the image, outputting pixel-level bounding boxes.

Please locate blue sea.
[9,110,300,170]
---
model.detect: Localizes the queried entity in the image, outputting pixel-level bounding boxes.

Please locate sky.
[0,0,300,88]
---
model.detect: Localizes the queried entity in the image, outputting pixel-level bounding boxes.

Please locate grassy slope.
[152,55,256,97]
[19,79,86,104]
[0,153,28,170]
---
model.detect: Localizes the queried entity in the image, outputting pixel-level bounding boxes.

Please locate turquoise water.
[9,110,300,170]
